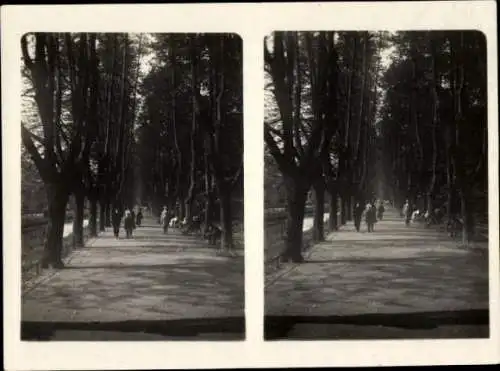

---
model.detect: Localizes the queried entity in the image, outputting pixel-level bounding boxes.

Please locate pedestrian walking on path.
[353,201,363,232]
[365,202,376,232]
[377,201,385,221]
[112,207,122,238]
[131,208,136,229]
[124,209,134,238]
[136,208,143,226]
[160,206,170,234]
[403,200,411,226]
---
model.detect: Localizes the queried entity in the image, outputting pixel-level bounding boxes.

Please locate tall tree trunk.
[99,199,106,231]
[410,51,424,177]
[446,177,454,225]
[204,193,214,233]
[183,37,199,225]
[169,37,183,199]
[312,180,325,241]
[184,199,193,223]
[167,193,176,215]
[42,183,70,269]
[452,32,474,244]
[340,195,347,225]
[346,194,353,221]
[219,185,234,252]
[89,196,98,237]
[454,141,474,243]
[339,149,349,225]
[105,202,111,227]
[281,176,308,263]
[354,32,369,161]
[426,192,434,218]
[152,192,162,218]
[343,35,357,148]
[427,36,439,216]
[179,201,186,220]
[458,182,474,244]
[426,123,438,214]
[328,186,338,231]
[72,188,85,247]
[203,147,214,233]
[406,167,413,208]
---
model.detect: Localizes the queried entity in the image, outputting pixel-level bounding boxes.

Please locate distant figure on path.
[403,200,411,226]
[131,208,136,229]
[160,206,169,234]
[401,200,408,217]
[124,209,134,238]
[365,202,376,232]
[377,202,385,221]
[169,216,179,228]
[411,205,420,222]
[136,208,143,226]
[353,201,363,232]
[434,207,444,224]
[112,208,122,238]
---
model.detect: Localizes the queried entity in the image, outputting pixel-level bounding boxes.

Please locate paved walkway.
[265,210,489,340]
[22,218,245,340]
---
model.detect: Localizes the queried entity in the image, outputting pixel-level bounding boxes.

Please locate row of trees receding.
[136,34,243,251]
[21,33,243,268]
[264,30,487,262]
[22,33,140,268]
[379,31,487,245]
[264,31,385,262]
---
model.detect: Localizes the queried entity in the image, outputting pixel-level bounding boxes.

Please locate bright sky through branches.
[264,31,397,129]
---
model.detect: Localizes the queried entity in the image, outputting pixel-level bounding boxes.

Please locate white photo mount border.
[2,1,498,369]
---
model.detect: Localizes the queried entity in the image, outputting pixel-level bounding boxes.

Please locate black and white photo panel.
[18,32,245,341]
[264,29,490,341]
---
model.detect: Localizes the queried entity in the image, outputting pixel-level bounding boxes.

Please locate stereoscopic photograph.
[264,30,489,340]
[3,2,498,370]
[20,32,245,341]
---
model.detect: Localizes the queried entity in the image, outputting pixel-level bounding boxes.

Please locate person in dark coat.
[123,209,134,238]
[136,208,143,227]
[353,201,364,232]
[112,207,122,238]
[130,208,136,229]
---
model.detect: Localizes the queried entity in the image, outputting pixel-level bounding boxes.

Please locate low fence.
[21,217,92,285]
[264,208,338,264]
[264,206,315,222]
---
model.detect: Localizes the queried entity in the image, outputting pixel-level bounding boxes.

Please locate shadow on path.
[23,221,245,337]
[264,309,489,340]
[24,260,244,317]
[60,261,243,271]
[303,256,485,264]
[22,317,245,341]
